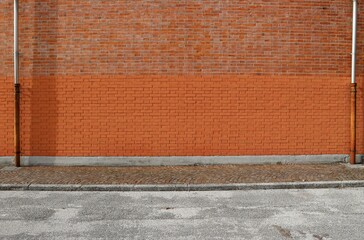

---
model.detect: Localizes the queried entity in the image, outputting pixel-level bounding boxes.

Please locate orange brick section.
[0,0,363,157]
[0,75,354,156]
[0,77,13,156]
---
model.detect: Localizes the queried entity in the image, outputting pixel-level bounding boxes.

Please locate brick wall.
[0,0,363,157]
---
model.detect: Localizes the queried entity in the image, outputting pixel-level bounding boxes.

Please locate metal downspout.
[350,0,358,164]
[14,0,20,167]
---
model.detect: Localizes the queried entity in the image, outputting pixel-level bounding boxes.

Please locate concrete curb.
[1,181,364,191]
[0,154,352,167]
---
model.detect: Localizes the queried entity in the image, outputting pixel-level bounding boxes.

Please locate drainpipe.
[14,0,20,167]
[350,0,358,164]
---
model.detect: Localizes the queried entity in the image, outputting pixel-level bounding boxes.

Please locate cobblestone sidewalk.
[1,163,364,185]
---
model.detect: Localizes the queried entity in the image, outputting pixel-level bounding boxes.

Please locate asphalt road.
[0,188,363,239]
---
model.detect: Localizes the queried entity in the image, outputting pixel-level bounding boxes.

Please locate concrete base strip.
[0,157,13,166]
[1,181,364,191]
[0,154,354,166]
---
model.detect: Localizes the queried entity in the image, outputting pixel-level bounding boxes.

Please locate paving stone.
[1,163,364,185]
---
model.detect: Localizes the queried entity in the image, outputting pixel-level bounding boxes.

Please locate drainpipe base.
[350,83,357,164]
[14,83,20,167]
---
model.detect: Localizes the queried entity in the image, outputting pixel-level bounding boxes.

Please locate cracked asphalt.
[0,188,363,239]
